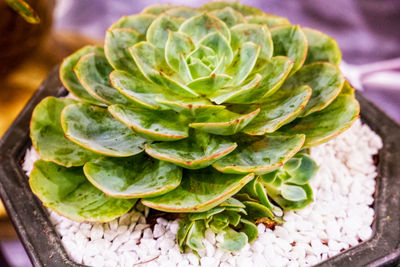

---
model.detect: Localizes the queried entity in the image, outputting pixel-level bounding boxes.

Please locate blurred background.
[0,0,399,266]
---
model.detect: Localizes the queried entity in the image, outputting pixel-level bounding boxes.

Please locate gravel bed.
[22,119,382,267]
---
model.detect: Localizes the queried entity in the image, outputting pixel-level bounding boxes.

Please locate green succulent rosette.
[29,2,359,252]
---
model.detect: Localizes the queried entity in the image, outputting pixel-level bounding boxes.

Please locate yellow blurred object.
[0,202,6,217]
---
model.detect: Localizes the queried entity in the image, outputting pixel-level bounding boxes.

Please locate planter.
[0,67,399,267]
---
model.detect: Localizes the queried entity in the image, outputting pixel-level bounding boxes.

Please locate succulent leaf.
[145,131,237,169]
[30,97,100,167]
[282,62,345,117]
[243,85,312,135]
[104,28,144,73]
[213,134,305,175]
[109,104,189,141]
[60,46,105,105]
[246,14,290,27]
[146,14,185,50]
[83,155,182,198]
[303,27,342,66]
[74,52,133,105]
[61,103,148,157]
[109,14,156,34]
[279,94,359,147]
[141,168,254,212]
[270,25,308,75]
[30,160,136,222]
[220,228,248,251]
[5,0,40,24]
[209,7,246,27]
[201,2,263,16]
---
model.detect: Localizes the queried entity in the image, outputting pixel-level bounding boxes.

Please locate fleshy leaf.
[246,14,290,27]
[29,160,136,222]
[141,4,174,15]
[279,95,359,147]
[83,155,182,198]
[188,207,226,221]
[282,62,345,117]
[226,42,260,86]
[271,25,308,75]
[165,31,195,74]
[187,74,232,95]
[243,201,275,220]
[30,97,100,167]
[186,220,206,251]
[202,2,263,16]
[199,31,234,68]
[281,184,307,201]
[146,14,184,50]
[59,46,104,105]
[189,108,260,135]
[243,85,312,135]
[108,104,189,141]
[220,228,248,251]
[141,168,254,212]
[177,217,193,250]
[179,13,230,43]
[340,81,355,96]
[61,103,148,157]
[130,41,198,97]
[74,52,133,105]
[109,14,156,35]
[213,134,305,174]
[303,27,341,66]
[284,153,318,185]
[211,56,293,104]
[239,219,258,243]
[145,131,237,169]
[104,28,144,73]
[209,7,246,27]
[220,198,246,209]
[156,97,225,117]
[230,24,273,60]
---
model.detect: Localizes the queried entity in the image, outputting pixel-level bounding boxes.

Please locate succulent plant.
[29,2,359,252]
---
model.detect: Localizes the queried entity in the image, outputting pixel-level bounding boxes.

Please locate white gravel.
[23,119,383,267]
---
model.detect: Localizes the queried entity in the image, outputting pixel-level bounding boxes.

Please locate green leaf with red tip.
[188,58,212,79]
[243,201,275,221]
[108,104,189,141]
[209,7,246,27]
[187,74,232,95]
[230,24,273,60]
[110,70,170,110]
[61,103,148,157]
[279,94,360,147]
[303,27,342,66]
[226,42,260,86]
[282,62,345,117]
[104,28,144,73]
[156,98,225,117]
[5,0,40,24]
[201,2,263,16]
[109,14,156,35]
[141,168,254,212]
[243,85,312,135]
[211,56,293,104]
[246,14,290,27]
[83,155,182,198]
[130,41,198,97]
[179,13,230,43]
[271,25,308,75]
[60,46,105,105]
[189,108,260,136]
[30,97,100,167]
[166,7,202,19]
[29,160,136,222]
[145,131,237,169]
[146,14,185,50]
[74,53,133,105]
[213,134,305,175]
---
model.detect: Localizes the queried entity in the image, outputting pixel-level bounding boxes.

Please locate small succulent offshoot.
[29,2,359,253]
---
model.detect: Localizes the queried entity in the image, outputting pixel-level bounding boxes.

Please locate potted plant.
[0,2,399,266]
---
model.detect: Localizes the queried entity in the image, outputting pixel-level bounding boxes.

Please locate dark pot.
[0,67,399,266]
